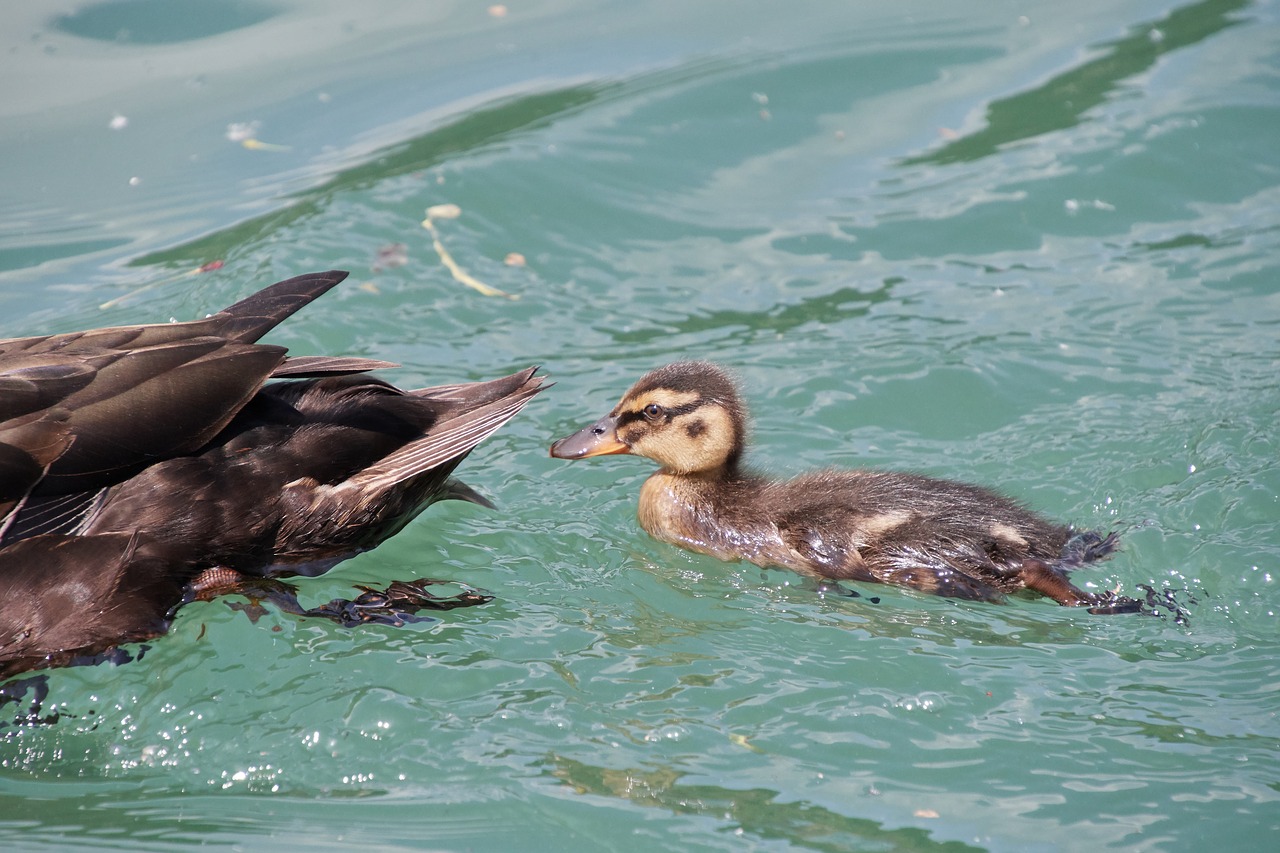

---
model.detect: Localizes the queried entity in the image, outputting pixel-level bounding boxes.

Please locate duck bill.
[549,415,630,459]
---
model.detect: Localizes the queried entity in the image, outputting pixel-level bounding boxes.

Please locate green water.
[2,1,1277,850]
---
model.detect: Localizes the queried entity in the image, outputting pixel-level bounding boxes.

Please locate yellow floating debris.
[422,207,517,300]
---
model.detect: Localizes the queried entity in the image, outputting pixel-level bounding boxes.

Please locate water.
[2,1,1278,850]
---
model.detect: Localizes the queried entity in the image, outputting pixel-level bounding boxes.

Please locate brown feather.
[1,272,543,680]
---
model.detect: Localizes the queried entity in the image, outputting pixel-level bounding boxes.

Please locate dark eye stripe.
[665,401,702,419]
[616,410,645,427]
[616,398,703,426]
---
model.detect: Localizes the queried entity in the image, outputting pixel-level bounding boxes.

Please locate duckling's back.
[642,466,1094,602]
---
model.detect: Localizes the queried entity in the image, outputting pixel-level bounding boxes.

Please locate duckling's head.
[550,361,746,475]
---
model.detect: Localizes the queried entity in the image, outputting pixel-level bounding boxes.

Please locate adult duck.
[0,272,544,680]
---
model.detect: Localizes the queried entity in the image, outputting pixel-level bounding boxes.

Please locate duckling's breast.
[638,472,790,567]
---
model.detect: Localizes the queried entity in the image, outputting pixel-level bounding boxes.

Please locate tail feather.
[441,478,496,509]
[345,370,545,495]
[272,355,399,378]
[413,366,543,407]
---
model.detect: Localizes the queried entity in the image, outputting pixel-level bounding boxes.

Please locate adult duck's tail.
[270,367,547,568]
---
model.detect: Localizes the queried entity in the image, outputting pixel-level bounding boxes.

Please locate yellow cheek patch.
[628,404,736,473]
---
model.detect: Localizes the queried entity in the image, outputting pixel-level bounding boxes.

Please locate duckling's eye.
[642,403,665,421]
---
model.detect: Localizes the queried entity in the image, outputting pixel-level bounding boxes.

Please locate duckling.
[551,361,1140,612]
[0,272,545,681]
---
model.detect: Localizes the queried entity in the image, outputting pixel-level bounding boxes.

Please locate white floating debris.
[425,203,462,220]
[225,121,260,143]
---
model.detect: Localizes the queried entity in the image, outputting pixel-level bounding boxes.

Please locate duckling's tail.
[1058,530,1119,567]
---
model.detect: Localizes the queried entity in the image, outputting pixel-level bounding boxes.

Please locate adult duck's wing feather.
[0,361,97,422]
[1,271,354,501]
[1,488,106,543]
[35,342,287,494]
[0,411,75,537]
[210,270,349,343]
[269,369,545,567]
[0,271,350,357]
[412,366,542,407]
[271,355,400,378]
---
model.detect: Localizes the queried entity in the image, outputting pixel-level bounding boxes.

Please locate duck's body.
[551,361,1136,611]
[0,272,544,680]
[0,533,187,679]
[77,367,544,578]
[1,270,392,539]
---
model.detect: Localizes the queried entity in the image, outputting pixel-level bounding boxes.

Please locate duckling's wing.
[772,486,1017,603]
